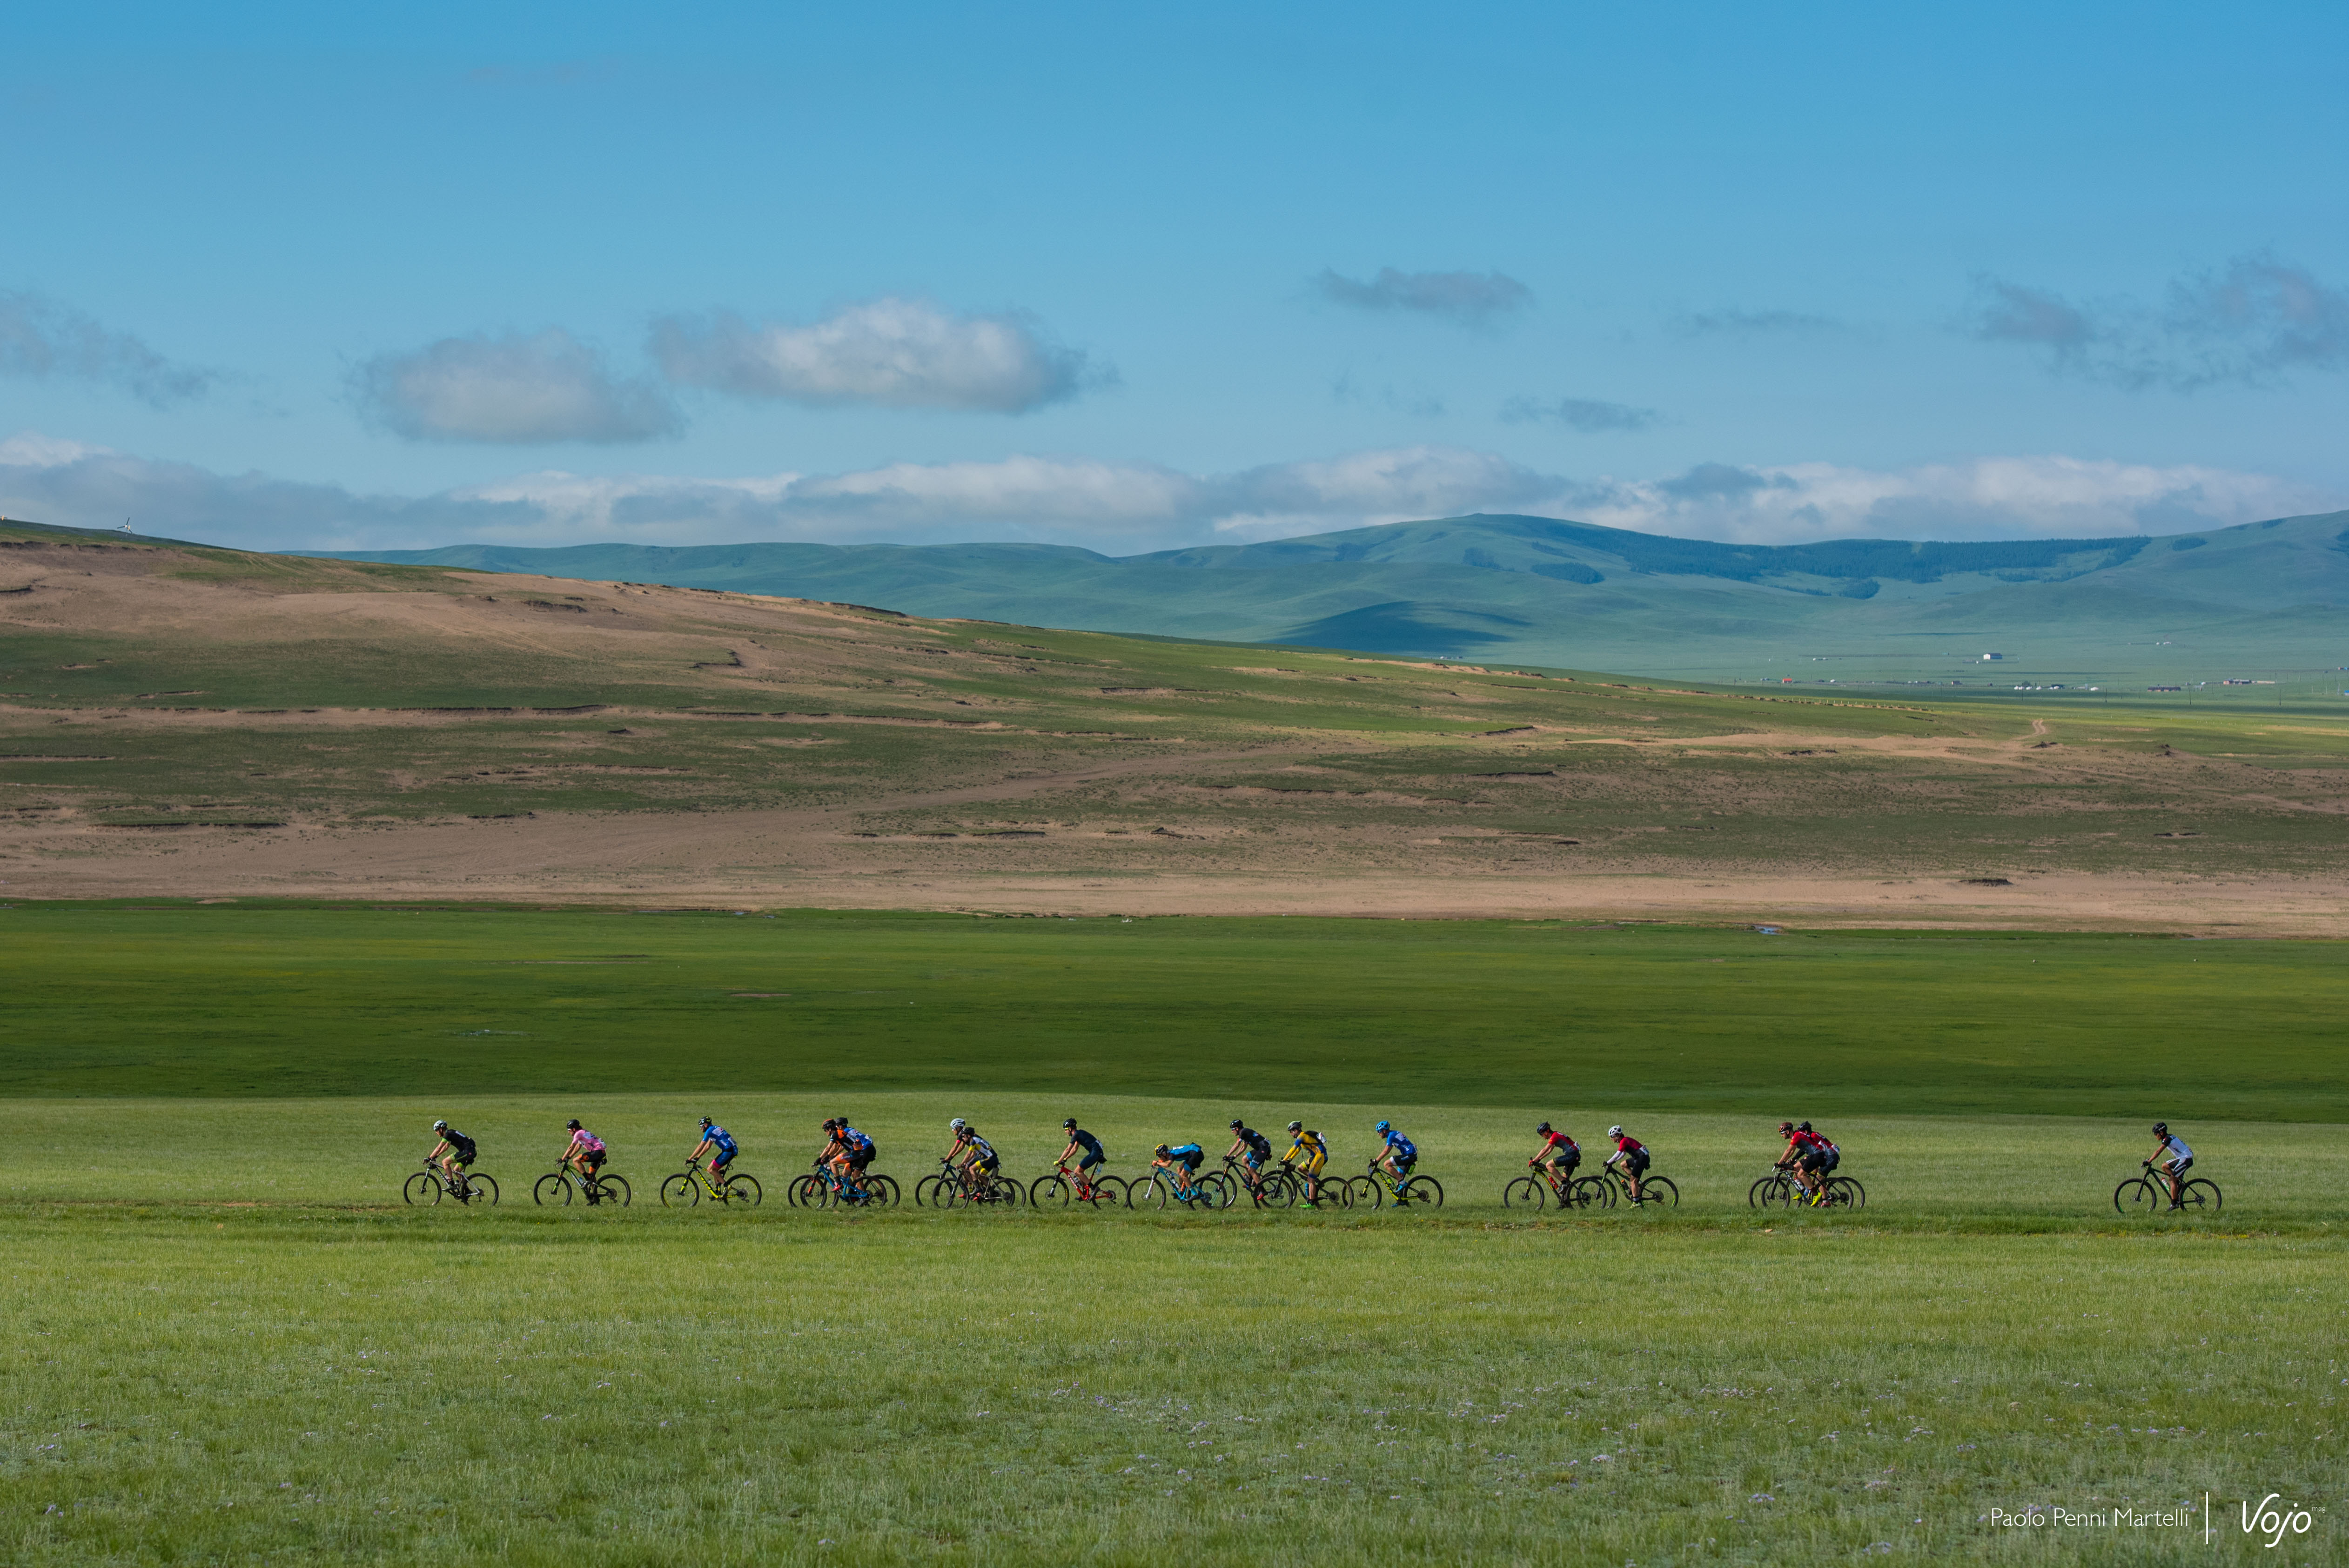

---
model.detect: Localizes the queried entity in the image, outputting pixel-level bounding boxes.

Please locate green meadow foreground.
[4,909,2342,1563]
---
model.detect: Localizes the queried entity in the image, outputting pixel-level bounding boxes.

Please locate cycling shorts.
[581,1148,606,1170]
[1542,1150,1579,1171]
[1242,1149,1264,1168]
[1294,1151,1325,1175]
[448,1146,477,1167]
[974,1153,999,1173]
[848,1148,874,1170]
[1076,1149,1104,1172]
[1624,1149,1650,1175]
[2163,1155,2192,1176]
[710,1149,734,1171]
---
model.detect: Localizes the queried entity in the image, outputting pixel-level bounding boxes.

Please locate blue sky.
[3,0,2345,553]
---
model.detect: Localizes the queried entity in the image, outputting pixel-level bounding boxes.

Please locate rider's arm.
[691,1138,712,1162]
[430,1137,452,1161]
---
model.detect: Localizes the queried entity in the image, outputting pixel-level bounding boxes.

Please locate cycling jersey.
[1236,1127,1272,1159]
[842,1126,872,1152]
[1163,1143,1203,1170]
[966,1136,997,1167]
[1383,1130,1416,1162]
[2159,1135,2193,1163]
[1541,1130,1578,1155]
[1288,1130,1326,1165]
[1612,1134,1644,1155]
[1068,1128,1103,1157]
[442,1129,477,1162]
[569,1130,605,1155]
[706,1126,737,1155]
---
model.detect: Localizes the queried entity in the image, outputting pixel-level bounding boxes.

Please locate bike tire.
[403,1171,442,1206]
[1634,1176,1677,1209]
[1349,1174,1383,1210]
[1748,1175,1786,1209]
[2114,1176,2161,1217]
[660,1172,700,1208]
[868,1174,900,1207]
[534,1173,572,1207]
[1137,1175,1168,1210]
[2182,1178,2221,1214]
[1030,1175,1072,1209]
[1826,1177,1863,1210]
[724,1173,763,1207]
[788,1173,829,1209]
[1261,1170,1300,1209]
[1399,1175,1443,1209]
[1503,1175,1547,1211]
[1203,1172,1236,1209]
[914,1174,946,1208]
[1566,1176,1611,1210]
[596,1175,631,1208]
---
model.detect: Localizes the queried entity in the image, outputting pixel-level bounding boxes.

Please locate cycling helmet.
[1798,1121,1812,1133]
[950,1118,966,1132]
[1607,1125,1624,1139]
[699,1116,713,1128]
[1154,1144,1170,1158]
[1287,1120,1302,1133]
[566,1119,583,1131]
[822,1118,839,1132]
[2152,1121,2168,1135]
[1537,1121,1552,1134]
[1375,1119,1392,1133]
[1778,1121,1794,1133]
[1230,1119,1245,1130]
[432,1119,449,1132]
[1063,1118,1078,1129]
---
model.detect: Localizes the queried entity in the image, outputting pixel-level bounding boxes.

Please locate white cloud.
[1964,252,2349,391]
[1,432,2336,556]
[649,298,1106,413]
[352,329,680,444]
[0,290,216,406]
[1312,267,1532,326]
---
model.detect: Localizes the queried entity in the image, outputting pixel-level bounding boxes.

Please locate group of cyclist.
[417,1110,2208,1214]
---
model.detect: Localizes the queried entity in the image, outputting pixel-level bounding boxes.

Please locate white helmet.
[949,1118,966,1131]
[1607,1125,1624,1139]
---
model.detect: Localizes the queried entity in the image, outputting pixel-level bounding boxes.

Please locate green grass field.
[4,907,2341,1563]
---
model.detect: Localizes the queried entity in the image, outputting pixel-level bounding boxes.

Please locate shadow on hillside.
[1275,600,1528,657]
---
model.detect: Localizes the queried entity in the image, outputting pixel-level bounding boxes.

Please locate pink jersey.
[570,1129,605,1154]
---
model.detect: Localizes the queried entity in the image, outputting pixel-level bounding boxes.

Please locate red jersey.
[1613,1134,1644,1155]
[1542,1130,1577,1153]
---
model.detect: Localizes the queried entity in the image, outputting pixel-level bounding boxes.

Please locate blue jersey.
[1165,1143,1203,1166]
[842,1125,872,1152]
[705,1125,737,1155]
[1384,1130,1416,1160]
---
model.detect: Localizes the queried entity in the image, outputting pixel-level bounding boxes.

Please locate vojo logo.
[2239,1494,2314,1550]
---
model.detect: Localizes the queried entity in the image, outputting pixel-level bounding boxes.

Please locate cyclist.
[1226,1119,1273,1195]
[836,1118,877,1199]
[1604,1125,1649,1203]
[2148,1121,2193,1209]
[1775,1120,1822,1199]
[1374,1119,1418,1205]
[1282,1121,1328,1206]
[1795,1120,1839,1204]
[1057,1119,1107,1183]
[561,1119,608,1202]
[957,1126,1001,1195]
[1151,1141,1206,1198]
[945,1117,973,1164]
[428,1119,477,1191]
[1532,1122,1579,1189]
[690,1117,738,1190]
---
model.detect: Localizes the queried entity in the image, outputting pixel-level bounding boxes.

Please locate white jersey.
[2160,1135,2192,1162]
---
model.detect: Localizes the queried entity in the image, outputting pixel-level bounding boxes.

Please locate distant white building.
[1980,652,2005,661]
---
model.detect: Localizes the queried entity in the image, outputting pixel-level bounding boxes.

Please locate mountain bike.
[1274,1159,1341,1208]
[790,1161,900,1208]
[1221,1154,1291,1208]
[938,1159,1022,1207]
[1030,1161,1130,1208]
[1132,1162,1228,1210]
[1594,1161,1678,1208]
[1350,1159,1443,1210]
[659,1159,762,1208]
[404,1163,498,1206]
[2114,1160,2221,1217]
[1748,1162,1864,1210]
[533,1164,631,1207]
[1504,1159,1609,1210]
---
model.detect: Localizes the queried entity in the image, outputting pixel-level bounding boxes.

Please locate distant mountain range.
[319,509,2349,682]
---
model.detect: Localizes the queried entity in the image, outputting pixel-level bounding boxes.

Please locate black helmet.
[1778,1121,1794,1133]
[822,1118,839,1132]
[1154,1143,1170,1157]
[1797,1121,1812,1133]
[1537,1121,1552,1133]
[566,1119,582,1131]
[1063,1118,1077,1128]
[2153,1121,2168,1135]
[699,1116,713,1128]
[1230,1119,1245,1130]
[1287,1120,1302,1132]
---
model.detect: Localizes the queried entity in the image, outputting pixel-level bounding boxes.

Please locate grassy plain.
[6,905,2348,1119]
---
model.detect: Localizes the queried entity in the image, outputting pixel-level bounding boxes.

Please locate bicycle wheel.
[403,1171,442,1206]
[1093,1175,1131,1208]
[723,1173,763,1207]
[2114,1176,2161,1217]
[1825,1176,1863,1210]
[914,1174,946,1208]
[1349,1174,1383,1210]
[595,1175,631,1208]
[867,1174,901,1207]
[1502,1175,1546,1210]
[2182,1178,2221,1214]
[534,1173,572,1207]
[1563,1175,1609,1210]
[1030,1175,1072,1209]
[462,1174,498,1206]
[1397,1175,1443,1208]
[789,1173,829,1208]
[1633,1176,1676,1209]
[1748,1175,1788,1209]
[660,1172,700,1208]
[1135,1175,1168,1210]
[1259,1170,1300,1209]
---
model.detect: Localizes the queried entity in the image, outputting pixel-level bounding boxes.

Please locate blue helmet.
[1375,1119,1391,1133]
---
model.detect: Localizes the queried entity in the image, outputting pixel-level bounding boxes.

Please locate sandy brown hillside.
[5,523,2349,928]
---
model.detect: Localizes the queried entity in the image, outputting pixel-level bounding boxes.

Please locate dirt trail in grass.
[5,797,2343,931]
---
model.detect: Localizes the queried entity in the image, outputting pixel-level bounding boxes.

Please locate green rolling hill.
[320,509,2349,688]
